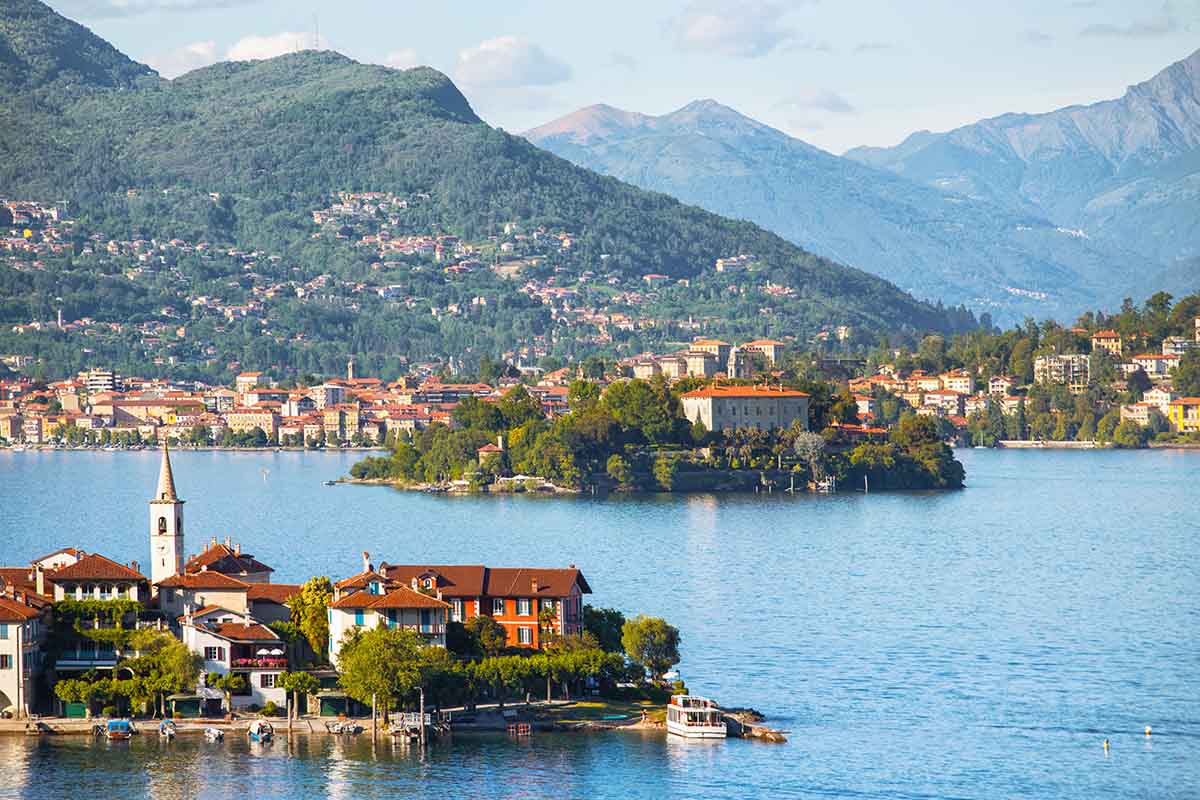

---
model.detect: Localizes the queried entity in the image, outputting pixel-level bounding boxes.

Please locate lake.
[0,448,1197,799]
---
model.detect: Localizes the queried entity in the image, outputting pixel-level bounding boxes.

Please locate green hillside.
[0,1,976,381]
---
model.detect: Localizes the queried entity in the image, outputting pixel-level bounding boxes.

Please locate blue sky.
[49,0,1200,154]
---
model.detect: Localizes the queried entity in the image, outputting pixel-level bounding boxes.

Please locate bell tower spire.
[150,442,185,587]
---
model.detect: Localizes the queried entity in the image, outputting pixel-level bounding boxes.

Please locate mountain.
[0,0,972,382]
[526,100,1158,323]
[847,48,1200,279]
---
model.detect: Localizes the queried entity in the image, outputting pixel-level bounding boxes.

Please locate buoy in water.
[1145,726,1152,737]
[1103,738,1110,751]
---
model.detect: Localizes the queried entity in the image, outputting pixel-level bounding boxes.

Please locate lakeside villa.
[0,445,591,718]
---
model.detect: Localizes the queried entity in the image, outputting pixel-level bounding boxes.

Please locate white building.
[679,385,810,433]
[327,565,450,668]
[0,588,49,718]
[181,607,288,712]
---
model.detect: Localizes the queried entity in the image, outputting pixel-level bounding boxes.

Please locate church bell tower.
[150,442,185,587]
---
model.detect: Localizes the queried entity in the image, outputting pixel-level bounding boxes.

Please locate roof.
[208,622,279,642]
[1169,397,1200,406]
[680,385,810,399]
[330,585,450,610]
[0,595,45,622]
[0,567,37,593]
[1092,329,1120,338]
[334,570,390,590]
[50,553,147,583]
[743,339,786,347]
[485,567,592,597]
[184,543,274,576]
[156,571,249,590]
[31,547,83,565]
[246,583,301,604]
[381,565,487,597]
[153,443,179,502]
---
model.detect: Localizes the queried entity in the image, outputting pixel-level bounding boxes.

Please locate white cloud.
[666,0,801,58]
[226,31,328,62]
[382,49,421,70]
[455,36,571,89]
[1080,3,1180,38]
[145,39,219,77]
[52,0,260,18]
[776,89,856,115]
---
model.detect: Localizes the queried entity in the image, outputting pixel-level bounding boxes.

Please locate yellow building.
[1167,398,1200,433]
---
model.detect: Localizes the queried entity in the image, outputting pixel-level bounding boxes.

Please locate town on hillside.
[0,446,672,722]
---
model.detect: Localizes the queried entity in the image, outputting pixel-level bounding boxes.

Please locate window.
[354,610,365,626]
[0,623,7,640]
[163,588,175,603]
[517,627,532,645]
[541,599,556,612]
[492,598,505,615]
[0,654,11,670]
[451,599,463,622]
[517,598,532,616]
[204,646,225,661]
[260,673,276,689]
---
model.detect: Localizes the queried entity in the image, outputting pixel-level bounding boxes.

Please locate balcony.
[231,657,288,669]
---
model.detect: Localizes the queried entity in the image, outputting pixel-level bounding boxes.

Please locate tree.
[1096,409,1121,443]
[210,672,246,712]
[606,454,632,488]
[54,678,103,718]
[602,379,675,443]
[122,629,202,717]
[279,671,320,722]
[1112,419,1148,449]
[792,431,825,479]
[498,385,544,429]
[653,455,678,491]
[465,614,508,657]
[289,576,333,660]
[621,615,680,682]
[337,627,424,718]
[1174,350,1200,397]
[583,606,626,654]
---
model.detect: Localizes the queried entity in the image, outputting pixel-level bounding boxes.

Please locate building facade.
[680,385,810,433]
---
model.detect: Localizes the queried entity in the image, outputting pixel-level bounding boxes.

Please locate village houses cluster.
[0,446,590,718]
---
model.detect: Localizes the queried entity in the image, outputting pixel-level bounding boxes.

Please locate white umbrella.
[269,648,285,656]
[256,648,271,655]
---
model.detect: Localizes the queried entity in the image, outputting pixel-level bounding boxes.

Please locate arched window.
[158,516,167,534]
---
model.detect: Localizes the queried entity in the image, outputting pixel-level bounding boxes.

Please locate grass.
[534,699,666,725]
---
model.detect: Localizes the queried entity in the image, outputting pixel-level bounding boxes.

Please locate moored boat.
[666,695,726,739]
[248,719,274,743]
[105,719,135,740]
[159,719,177,739]
[204,727,224,742]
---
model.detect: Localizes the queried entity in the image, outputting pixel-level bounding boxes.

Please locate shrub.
[101,705,118,718]
[262,701,280,717]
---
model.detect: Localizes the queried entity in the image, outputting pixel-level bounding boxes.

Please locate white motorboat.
[204,727,224,742]
[666,695,726,739]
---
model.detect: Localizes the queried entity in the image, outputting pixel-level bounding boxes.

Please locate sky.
[47,0,1200,154]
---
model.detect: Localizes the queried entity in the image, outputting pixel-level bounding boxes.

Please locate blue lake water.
[0,448,1197,799]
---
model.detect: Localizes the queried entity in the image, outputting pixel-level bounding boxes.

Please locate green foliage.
[652,455,678,491]
[583,606,626,654]
[464,614,508,657]
[605,454,632,488]
[1174,350,1200,397]
[1112,419,1149,449]
[621,615,681,681]
[337,627,424,708]
[289,576,333,659]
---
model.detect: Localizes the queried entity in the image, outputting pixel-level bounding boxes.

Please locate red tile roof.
[681,385,809,399]
[156,571,250,590]
[334,570,390,590]
[381,565,487,597]
[0,567,37,593]
[184,543,274,577]
[330,585,451,610]
[246,583,301,604]
[0,595,43,622]
[209,622,279,642]
[50,553,147,582]
[485,567,592,597]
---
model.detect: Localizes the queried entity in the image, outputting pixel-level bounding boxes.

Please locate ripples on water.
[0,448,1196,799]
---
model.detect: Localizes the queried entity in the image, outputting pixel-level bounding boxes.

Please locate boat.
[10,445,25,452]
[105,719,135,741]
[159,719,177,739]
[326,721,363,735]
[666,695,726,739]
[247,719,274,743]
[323,480,337,486]
[204,727,224,742]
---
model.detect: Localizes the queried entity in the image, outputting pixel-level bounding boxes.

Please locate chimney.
[497,433,505,451]
[411,578,419,590]
[201,564,208,572]
[35,565,44,597]
[362,551,371,574]
[224,536,232,548]
[234,543,241,556]
[568,563,576,570]
[210,536,217,548]
[130,560,139,576]
[531,579,539,594]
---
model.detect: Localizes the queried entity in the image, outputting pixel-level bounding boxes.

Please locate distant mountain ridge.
[0,0,973,373]
[846,48,1200,273]
[526,99,1161,322]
